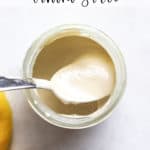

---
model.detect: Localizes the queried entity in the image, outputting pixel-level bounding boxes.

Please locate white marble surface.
[0,0,150,149]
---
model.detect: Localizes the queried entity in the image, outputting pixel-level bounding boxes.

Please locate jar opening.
[23,25,126,129]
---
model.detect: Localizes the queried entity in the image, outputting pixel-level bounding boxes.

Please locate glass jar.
[22,24,126,129]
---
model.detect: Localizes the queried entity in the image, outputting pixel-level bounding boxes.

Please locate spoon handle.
[0,76,36,91]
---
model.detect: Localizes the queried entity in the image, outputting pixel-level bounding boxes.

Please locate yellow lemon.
[0,92,12,150]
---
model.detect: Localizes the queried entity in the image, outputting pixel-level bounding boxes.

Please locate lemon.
[0,92,12,150]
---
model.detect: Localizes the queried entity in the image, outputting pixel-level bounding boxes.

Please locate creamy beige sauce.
[33,36,116,115]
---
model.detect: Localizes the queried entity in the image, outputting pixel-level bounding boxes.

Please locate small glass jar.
[22,24,126,129]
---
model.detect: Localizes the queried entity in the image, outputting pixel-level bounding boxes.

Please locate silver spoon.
[0,76,51,91]
[0,76,110,104]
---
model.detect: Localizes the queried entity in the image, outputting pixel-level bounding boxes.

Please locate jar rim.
[22,24,126,129]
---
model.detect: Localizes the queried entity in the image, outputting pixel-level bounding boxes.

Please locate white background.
[0,0,150,149]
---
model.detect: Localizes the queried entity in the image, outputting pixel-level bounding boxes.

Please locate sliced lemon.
[0,92,12,150]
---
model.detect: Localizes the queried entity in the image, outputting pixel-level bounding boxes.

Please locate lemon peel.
[0,92,12,150]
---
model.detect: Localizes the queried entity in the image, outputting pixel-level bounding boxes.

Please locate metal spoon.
[0,76,110,104]
[0,76,51,91]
